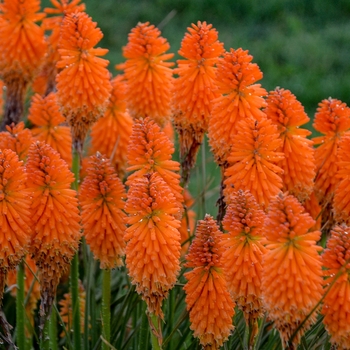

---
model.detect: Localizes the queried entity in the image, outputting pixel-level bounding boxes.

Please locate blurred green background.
[41,0,350,216]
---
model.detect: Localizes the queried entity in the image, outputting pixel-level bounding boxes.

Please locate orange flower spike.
[0,122,34,161]
[224,116,284,209]
[303,190,322,231]
[0,149,32,302]
[172,21,224,183]
[222,190,267,322]
[32,0,86,95]
[26,141,81,325]
[56,11,112,151]
[333,134,350,224]
[313,98,350,202]
[80,154,127,269]
[0,0,47,127]
[28,92,72,166]
[322,225,350,348]
[122,22,174,125]
[262,193,323,347]
[264,88,315,201]
[127,117,183,207]
[124,173,181,318]
[90,75,133,179]
[184,214,234,349]
[209,48,267,167]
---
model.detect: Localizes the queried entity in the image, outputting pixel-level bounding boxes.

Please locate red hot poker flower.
[0,149,32,303]
[121,22,174,125]
[124,173,181,318]
[224,116,284,209]
[80,154,127,269]
[56,11,112,151]
[322,225,350,348]
[172,21,224,184]
[262,193,323,347]
[26,141,81,326]
[209,48,267,167]
[222,190,267,322]
[184,214,234,349]
[264,87,315,202]
[313,98,350,203]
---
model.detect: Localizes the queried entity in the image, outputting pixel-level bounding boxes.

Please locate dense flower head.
[121,22,174,125]
[172,21,224,180]
[313,98,350,202]
[262,193,323,347]
[124,173,181,317]
[333,134,350,224]
[184,214,234,349]
[28,92,72,166]
[303,190,322,231]
[0,122,33,161]
[0,0,47,81]
[224,116,284,209]
[322,225,350,348]
[26,141,81,323]
[79,153,127,269]
[56,11,112,149]
[0,149,31,302]
[90,75,133,179]
[264,87,315,201]
[127,117,183,207]
[0,79,4,116]
[221,190,267,321]
[209,48,267,166]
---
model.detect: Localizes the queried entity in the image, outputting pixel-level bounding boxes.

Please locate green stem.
[139,304,149,350]
[49,307,58,350]
[149,313,162,350]
[167,289,175,350]
[71,148,82,349]
[102,269,111,350]
[16,260,25,350]
[40,318,50,350]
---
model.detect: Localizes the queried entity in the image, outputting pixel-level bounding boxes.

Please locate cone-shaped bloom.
[264,88,315,202]
[58,280,86,337]
[26,141,81,326]
[209,48,267,167]
[28,92,72,166]
[333,134,350,224]
[224,116,284,209]
[120,22,174,125]
[7,255,40,336]
[0,149,32,303]
[80,153,127,269]
[124,173,181,318]
[262,193,323,347]
[313,98,350,203]
[172,21,224,183]
[127,117,183,208]
[90,75,133,179]
[322,225,350,348]
[222,190,267,322]
[0,122,34,161]
[56,11,112,151]
[0,0,47,128]
[184,214,234,349]
[33,0,86,95]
